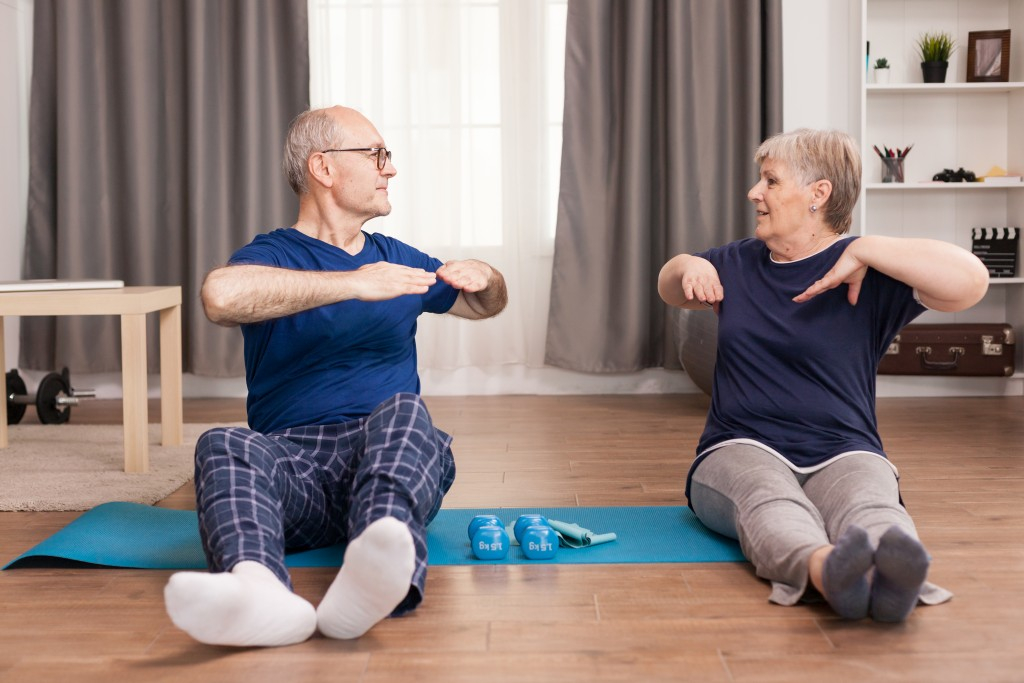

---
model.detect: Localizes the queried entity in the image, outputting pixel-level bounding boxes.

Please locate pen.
[875,143,912,158]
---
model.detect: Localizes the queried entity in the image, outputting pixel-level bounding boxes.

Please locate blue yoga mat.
[2,502,744,570]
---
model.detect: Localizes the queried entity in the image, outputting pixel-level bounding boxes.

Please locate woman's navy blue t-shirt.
[690,237,925,476]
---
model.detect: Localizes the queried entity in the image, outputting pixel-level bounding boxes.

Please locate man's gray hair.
[282,109,343,196]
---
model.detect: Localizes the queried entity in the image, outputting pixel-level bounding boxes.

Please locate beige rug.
[0,423,236,512]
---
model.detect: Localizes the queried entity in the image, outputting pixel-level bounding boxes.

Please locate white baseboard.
[9,367,1021,400]
[8,366,699,399]
[876,375,1024,397]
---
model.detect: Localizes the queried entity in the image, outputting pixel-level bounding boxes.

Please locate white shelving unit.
[856,0,1024,395]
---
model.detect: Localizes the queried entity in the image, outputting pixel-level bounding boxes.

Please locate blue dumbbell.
[472,524,510,560]
[468,514,503,542]
[521,524,559,560]
[513,514,549,543]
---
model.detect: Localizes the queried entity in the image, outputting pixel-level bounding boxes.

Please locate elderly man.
[164,105,507,647]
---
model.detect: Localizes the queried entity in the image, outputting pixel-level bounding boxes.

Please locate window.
[308,0,567,373]
[308,0,566,251]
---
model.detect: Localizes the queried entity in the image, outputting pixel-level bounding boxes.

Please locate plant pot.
[921,60,948,83]
[874,67,891,84]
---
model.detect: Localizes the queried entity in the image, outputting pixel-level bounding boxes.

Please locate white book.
[981,176,1023,185]
[0,279,125,293]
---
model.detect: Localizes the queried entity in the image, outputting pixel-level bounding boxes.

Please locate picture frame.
[966,30,1011,82]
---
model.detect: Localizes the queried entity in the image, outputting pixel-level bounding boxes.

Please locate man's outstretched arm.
[201,263,438,326]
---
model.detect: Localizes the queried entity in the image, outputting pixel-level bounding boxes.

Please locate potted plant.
[873,57,891,84]
[916,31,956,83]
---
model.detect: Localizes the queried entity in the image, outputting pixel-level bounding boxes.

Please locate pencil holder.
[881,157,905,183]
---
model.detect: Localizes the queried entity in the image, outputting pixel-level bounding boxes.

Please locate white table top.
[0,279,125,292]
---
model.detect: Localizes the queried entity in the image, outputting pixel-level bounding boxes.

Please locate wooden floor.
[1,394,1023,682]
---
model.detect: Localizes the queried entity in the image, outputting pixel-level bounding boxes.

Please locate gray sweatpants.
[689,443,951,606]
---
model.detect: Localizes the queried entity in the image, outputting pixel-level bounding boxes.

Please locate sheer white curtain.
[308,0,567,384]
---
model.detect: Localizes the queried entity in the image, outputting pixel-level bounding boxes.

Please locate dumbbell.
[513,514,548,543]
[466,514,559,561]
[467,514,503,542]
[514,514,558,561]
[469,519,510,560]
[5,367,95,425]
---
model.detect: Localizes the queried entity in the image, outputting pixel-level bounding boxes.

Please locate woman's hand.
[794,236,989,311]
[659,254,723,310]
[793,244,868,305]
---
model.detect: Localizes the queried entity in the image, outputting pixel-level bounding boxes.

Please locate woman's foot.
[870,526,930,622]
[820,525,873,619]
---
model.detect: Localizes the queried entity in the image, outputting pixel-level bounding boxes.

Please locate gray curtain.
[545,0,782,372]
[20,0,308,377]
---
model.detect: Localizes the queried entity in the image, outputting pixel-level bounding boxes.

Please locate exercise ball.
[674,307,718,397]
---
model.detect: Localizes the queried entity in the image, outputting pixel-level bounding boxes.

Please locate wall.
[0,0,31,370]
[781,0,858,134]
[0,0,863,397]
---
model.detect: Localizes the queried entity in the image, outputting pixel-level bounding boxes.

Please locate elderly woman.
[658,128,990,622]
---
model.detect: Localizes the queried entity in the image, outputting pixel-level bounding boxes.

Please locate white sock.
[164,561,317,647]
[316,517,416,639]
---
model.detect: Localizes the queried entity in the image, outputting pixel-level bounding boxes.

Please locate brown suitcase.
[878,323,1016,377]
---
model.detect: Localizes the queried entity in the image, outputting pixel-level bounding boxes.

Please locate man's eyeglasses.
[321,147,392,170]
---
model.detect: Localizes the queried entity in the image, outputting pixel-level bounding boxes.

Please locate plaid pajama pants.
[192,392,456,615]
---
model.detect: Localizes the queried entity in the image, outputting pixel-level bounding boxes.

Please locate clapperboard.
[971,227,1020,278]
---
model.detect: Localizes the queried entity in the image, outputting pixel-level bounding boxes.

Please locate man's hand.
[793,245,867,305]
[436,259,493,292]
[438,259,508,319]
[350,262,437,301]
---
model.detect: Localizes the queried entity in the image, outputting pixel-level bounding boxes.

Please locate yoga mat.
[2,502,744,570]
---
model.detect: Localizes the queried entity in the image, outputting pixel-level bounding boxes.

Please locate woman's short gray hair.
[754,128,862,234]
[282,109,343,195]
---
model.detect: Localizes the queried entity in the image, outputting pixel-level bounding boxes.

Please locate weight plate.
[36,372,71,424]
[5,370,28,425]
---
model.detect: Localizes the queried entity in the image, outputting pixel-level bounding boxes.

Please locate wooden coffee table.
[0,286,183,472]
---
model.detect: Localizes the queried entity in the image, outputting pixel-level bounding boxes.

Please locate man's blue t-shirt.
[227,228,459,433]
[690,236,926,476]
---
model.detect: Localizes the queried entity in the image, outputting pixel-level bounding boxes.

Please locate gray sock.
[821,525,872,619]
[870,526,930,623]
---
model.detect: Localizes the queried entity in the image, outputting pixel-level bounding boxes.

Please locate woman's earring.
[810,205,818,213]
